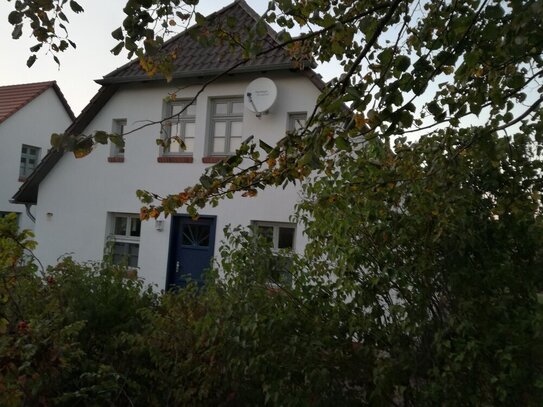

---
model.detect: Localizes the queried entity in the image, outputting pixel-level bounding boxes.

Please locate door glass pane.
[278,227,295,249]
[114,217,127,236]
[182,224,210,246]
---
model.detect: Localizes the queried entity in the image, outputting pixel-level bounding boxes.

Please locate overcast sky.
[1,0,333,116]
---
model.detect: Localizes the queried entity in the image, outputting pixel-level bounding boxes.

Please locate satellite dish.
[245,77,277,117]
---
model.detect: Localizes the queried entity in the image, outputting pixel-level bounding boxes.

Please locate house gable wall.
[0,88,73,230]
[33,72,319,287]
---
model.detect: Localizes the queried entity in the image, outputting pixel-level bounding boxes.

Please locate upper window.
[19,144,40,180]
[110,118,126,159]
[288,112,307,133]
[106,213,141,268]
[163,101,196,154]
[208,97,244,155]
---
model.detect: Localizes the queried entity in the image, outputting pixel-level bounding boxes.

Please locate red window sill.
[108,156,125,163]
[202,156,228,164]
[157,156,194,163]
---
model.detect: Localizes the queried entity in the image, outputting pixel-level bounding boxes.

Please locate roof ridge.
[101,0,244,81]
[0,80,55,90]
[0,81,59,125]
[99,0,295,84]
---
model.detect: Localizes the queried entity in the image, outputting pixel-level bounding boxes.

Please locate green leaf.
[8,11,22,25]
[26,55,37,68]
[11,24,23,40]
[259,140,273,153]
[111,27,124,41]
[94,131,109,145]
[69,0,84,13]
[111,42,124,56]
[395,55,411,72]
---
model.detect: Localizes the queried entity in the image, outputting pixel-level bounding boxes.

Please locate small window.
[0,212,20,225]
[208,97,244,155]
[252,221,296,285]
[287,112,307,133]
[110,119,127,159]
[19,144,40,180]
[162,101,196,154]
[253,221,296,251]
[106,213,141,268]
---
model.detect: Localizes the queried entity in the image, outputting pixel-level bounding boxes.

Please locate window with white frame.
[163,100,196,154]
[107,213,141,268]
[287,112,307,133]
[208,97,244,155]
[19,144,40,180]
[252,221,296,284]
[110,118,126,158]
[252,221,296,251]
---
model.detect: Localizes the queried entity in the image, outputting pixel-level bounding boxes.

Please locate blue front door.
[167,216,216,288]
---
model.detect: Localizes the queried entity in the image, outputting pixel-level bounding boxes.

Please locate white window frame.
[110,118,127,158]
[106,213,141,268]
[251,221,296,251]
[207,97,244,155]
[19,144,40,180]
[162,100,196,156]
[287,112,308,133]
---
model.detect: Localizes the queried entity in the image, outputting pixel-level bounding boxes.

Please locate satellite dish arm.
[246,92,262,118]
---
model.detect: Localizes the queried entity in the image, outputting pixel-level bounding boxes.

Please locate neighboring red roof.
[0,81,75,124]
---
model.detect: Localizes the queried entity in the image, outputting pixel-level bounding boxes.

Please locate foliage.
[4,0,543,404]
[1,212,541,405]
[9,1,542,208]
[6,0,83,67]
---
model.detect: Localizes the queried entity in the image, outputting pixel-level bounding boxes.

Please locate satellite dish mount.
[244,78,278,118]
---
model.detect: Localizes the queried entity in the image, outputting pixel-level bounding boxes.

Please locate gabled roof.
[0,81,75,124]
[98,0,296,85]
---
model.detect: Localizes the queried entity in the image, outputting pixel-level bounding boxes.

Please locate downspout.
[24,203,36,223]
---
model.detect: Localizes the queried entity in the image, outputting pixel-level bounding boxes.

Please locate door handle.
[176,261,180,274]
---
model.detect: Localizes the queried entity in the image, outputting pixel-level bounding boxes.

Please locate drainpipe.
[24,203,36,223]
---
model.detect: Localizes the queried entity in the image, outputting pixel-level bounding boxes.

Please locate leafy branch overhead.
[7,0,83,67]
[11,0,543,219]
[134,0,543,219]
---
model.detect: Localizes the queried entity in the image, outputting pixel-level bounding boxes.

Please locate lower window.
[252,221,296,284]
[107,213,141,268]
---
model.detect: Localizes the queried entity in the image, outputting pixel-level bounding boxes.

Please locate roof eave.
[11,85,119,205]
[95,62,298,85]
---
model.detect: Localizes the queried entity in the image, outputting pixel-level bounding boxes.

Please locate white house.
[12,0,325,289]
[0,81,74,231]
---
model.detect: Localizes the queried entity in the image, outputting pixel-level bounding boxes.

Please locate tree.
[5,0,543,402]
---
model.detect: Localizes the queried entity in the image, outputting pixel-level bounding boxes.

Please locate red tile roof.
[0,81,75,124]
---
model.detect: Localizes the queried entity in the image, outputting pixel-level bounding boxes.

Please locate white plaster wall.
[33,72,319,288]
[0,88,72,231]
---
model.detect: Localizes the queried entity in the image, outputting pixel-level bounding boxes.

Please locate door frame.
[165,214,217,290]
